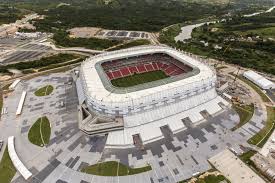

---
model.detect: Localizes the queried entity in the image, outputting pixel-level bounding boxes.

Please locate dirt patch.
[0,75,12,81]
[69,27,102,38]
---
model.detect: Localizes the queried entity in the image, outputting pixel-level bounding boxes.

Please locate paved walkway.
[0,71,267,183]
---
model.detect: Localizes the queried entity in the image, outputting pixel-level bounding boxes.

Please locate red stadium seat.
[101,53,190,79]
[161,64,169,70]
[152,62,159,70]
[157,62,163,68]
[129,66,138,74]
[106,72,114,79]
[120,67,131,76]
[137,64,146,73]
[145,64,154,71]
[112,70,122,79]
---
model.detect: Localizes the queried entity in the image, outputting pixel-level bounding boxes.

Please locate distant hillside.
[1,0,274,32]
[0,5,29,25]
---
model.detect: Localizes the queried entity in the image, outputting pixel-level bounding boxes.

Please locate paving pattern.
[0,72,267,183]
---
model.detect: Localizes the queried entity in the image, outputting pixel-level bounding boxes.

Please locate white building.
[243,70,275,90]
[77,46,229,147]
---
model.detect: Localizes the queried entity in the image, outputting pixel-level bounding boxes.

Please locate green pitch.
[111,70,169,87]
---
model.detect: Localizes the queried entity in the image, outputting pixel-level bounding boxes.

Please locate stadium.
[75,46,229,148]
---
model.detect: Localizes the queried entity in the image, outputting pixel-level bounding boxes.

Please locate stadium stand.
[77,46,228,146]
[101,53,192,80]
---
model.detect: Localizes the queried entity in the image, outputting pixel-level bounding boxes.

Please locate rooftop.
[81,46,215,104]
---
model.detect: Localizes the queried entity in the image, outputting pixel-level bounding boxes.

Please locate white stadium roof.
[81,46,215,104]
[243,70,275,90]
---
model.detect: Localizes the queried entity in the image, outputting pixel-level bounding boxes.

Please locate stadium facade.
[74,46,229,148]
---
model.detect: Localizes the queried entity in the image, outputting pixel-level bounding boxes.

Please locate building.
[75,46,229,148]
[243,70,275,90]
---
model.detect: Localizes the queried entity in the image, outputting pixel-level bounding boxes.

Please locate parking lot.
[0,43,54,64]
[97,30,149,40]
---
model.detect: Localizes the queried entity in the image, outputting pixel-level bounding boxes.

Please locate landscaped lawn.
[28,116,51,146]
[232,103,254,131]
[248,106,275,147]
[239,150,272,182]
[0,146,16,183]
[195,174,229,183]
[81,161,152,176]
[216,65,227,71]
[34,85,54,96]
[109,39,151,51]
[111,70,169,87]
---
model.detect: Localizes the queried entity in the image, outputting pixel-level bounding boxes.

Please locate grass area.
[240,150,256,162]
[108,39,151,51]
[239,150,257,167]
[81,161,152,176]
[34,85,54,96]
[232,103,254,131]
[248,106,275,147]
[232,74,270,103]
[240,26,275,39]
[0,146,17,183]
[159,24,182,46]
[111,70,169,87]
[0,53,82,74]
[2,83,11,91]
[28,116,51,146]
[195,174,229,183]
[215,65,227,70]
[239,150,272,182]
[38,57,86,72]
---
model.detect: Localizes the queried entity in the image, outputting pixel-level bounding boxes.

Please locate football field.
[111,70,169,87]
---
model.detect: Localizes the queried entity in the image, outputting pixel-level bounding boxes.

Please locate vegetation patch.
[0,53,82,74]
[194,174,229,183]
[108,39,151,51]
[35,85,54,96]
[0,5,28,25]
[248,106,275,147]
[0,146,17,183]
[53,31,122,50]
[111,70,169,87]
[81,161,152,176]
[232,103,254,131]
[239,150,257,168]
[239,150,271,181]
[159,24,182,46]
[30,0,239,33]
[216,65,227,70]
[37,57,85,72]
[18,27,36,33]
[28,116,51,146]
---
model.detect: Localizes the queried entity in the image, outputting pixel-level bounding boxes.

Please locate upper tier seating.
[102,53,192,80]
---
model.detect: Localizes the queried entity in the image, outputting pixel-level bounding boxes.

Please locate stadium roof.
[243,70,275,90]
[81,46,215,104]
